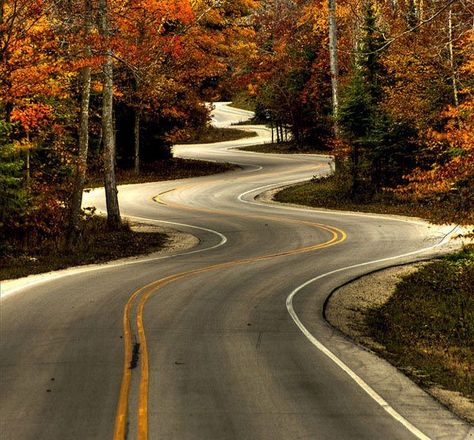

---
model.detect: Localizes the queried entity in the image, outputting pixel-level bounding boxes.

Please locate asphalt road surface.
[1,102,472,440]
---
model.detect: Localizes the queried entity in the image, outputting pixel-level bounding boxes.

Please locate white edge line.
[0,218,227,300]
[238,180,463,440]
[285,232,459,440]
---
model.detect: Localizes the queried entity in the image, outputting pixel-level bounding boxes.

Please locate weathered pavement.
[1,102,472,440]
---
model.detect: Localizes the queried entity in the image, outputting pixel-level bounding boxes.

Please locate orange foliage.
[11,103,53,132]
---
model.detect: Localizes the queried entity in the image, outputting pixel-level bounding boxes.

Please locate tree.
[0,121,27,246]
[98,0,121,230]
[338,1,384,196]
[67,0,93,248]
[328,0,340,136]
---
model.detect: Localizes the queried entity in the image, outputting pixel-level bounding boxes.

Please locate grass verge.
[274,175,474,225]
[0,217,168,281]
[366,247,474,403]
[86,158,239,188]
[228,95,256,112]
[239,141,331,155]
[183,126,256,144]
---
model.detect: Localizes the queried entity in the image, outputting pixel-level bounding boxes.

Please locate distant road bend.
[1,102,472,440]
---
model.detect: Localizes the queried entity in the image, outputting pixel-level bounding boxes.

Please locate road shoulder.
[325,263,474,424]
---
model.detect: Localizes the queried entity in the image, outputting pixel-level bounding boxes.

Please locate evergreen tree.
[339,1,418,197]
[0,121,27,248]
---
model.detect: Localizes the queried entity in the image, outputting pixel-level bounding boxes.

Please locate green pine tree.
[0,121,28,249]
[338,1,418,197]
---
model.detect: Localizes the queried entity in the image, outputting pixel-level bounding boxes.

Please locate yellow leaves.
[247,83,257,96]
[13,138,35,152]
[92,81,104,94]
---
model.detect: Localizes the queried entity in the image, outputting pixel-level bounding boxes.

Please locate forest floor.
[326,248,474,424]
[227,95,256,112]
[2,157,240,281]
[0,217,172,281]
[86,158,239,188]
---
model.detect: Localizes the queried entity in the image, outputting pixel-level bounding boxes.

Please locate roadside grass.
[86,158,239,188]
[183,126,256,144]
[0,217,168,281]
[228,95,256,112]
[365,247,474,402]
[232,119,263,126]
[239,141,331,155]
[274,174,474,226]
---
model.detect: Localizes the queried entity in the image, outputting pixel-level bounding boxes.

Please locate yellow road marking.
[113,174,347,440]
[153,188,176,205]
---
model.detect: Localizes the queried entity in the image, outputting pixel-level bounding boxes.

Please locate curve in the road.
[2,102,471,440]
[114,168,462,440]
[114,181,347,440]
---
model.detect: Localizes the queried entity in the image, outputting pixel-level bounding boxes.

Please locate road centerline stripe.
[112,180,347,440]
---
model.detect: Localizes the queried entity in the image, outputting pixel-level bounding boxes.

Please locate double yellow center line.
[113,182,347,440]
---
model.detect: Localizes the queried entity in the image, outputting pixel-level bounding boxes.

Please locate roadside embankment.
[0,218,198,281]
[183,126,257,144]
[325,248,474,424]
[274,176,474,227]
[86,158,239,188]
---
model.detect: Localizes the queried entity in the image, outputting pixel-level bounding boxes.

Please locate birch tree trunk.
[98,0,121,230]
[67,0,92,249]
[134,109,140,174]
[25,132,30,188]
[328,0,343,173]
[328,0,340,137]
[448,8,459,107]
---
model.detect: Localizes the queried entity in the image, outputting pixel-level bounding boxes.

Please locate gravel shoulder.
[325,264,474,424]
[130,222,199,254]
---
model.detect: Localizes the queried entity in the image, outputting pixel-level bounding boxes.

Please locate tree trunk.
[67,65,92,248]
[328,0,344,174]
[25,132,30,188]
[418,0,424,21]
[448,8,459,107]
[98,0,121,230]
[351,142,360,198]
[134,109,140,174]
[67,0,92,249]
[328,0,340,136]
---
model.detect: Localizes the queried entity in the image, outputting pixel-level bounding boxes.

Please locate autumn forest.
[1,0,473,262]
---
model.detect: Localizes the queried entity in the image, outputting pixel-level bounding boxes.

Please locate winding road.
[1,102,472,440]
